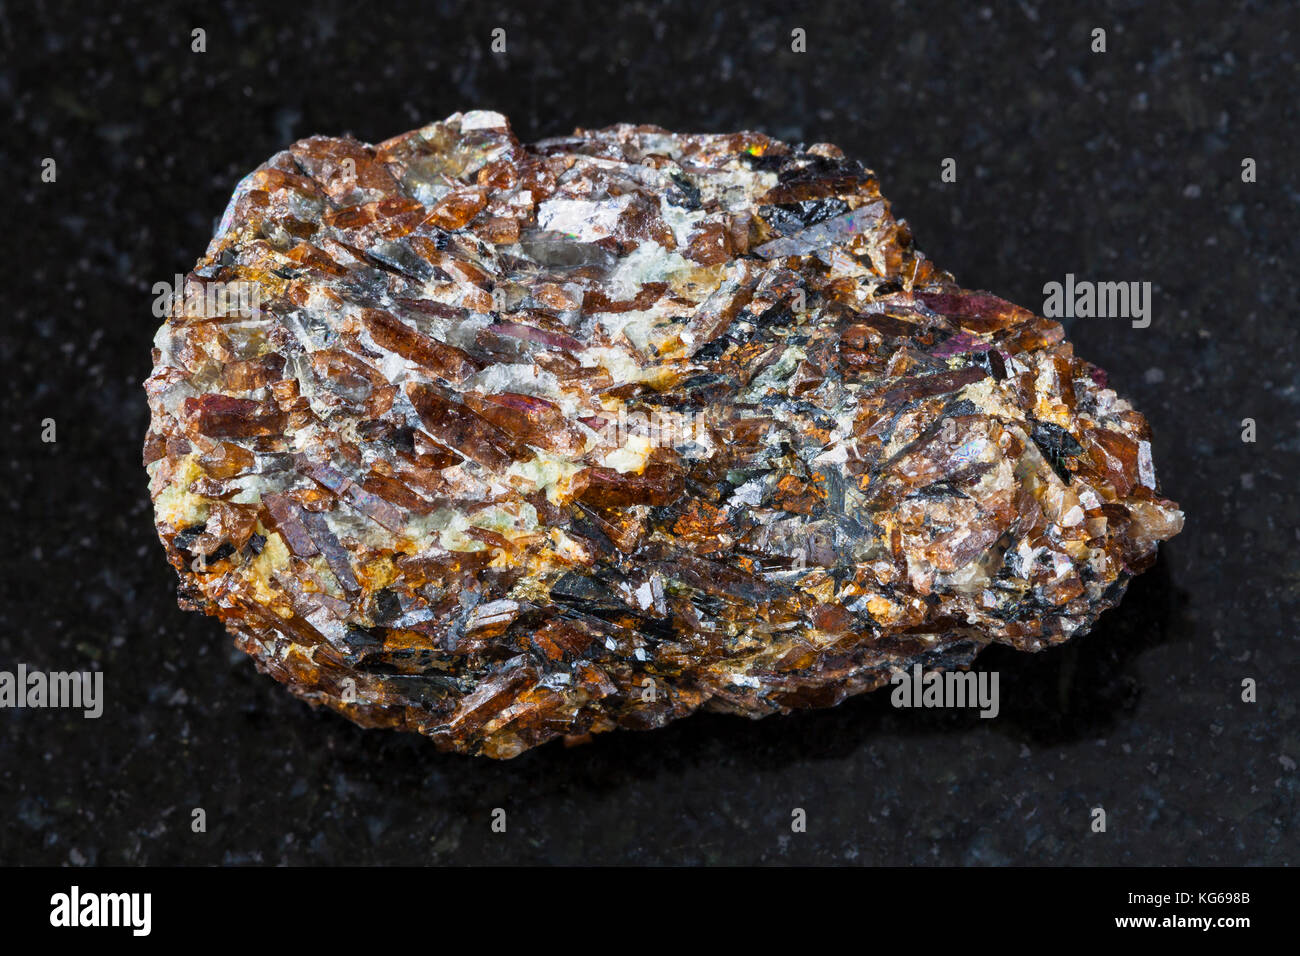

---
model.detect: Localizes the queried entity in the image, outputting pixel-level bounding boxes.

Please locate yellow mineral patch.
[153,454,210,528]
[473,501,537,534]
[581,345,653,386]
[549,528,594,566]
[242,528,290,607]
[308,554,344,598]
[356,553,400,592]
[506,450,583,505]
[867,595,899,623]
[600,432,653,474]
[961,378,1017,420]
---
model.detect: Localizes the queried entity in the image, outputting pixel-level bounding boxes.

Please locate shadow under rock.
[564,547,1180,770]
[316,548,1186,806]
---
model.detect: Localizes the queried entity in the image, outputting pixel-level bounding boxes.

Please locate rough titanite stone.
[144,111,1183,757]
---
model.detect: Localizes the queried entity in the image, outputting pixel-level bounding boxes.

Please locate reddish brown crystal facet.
[144,111,1183,757]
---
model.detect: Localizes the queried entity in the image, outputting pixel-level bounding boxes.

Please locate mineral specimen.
[144,111,1183,757]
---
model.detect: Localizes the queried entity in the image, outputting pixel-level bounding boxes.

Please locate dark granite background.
[1,0,1296,865]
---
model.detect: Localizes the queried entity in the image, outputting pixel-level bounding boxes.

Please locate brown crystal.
[144,111,1183,757]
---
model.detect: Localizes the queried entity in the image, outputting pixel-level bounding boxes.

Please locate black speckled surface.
[1,0,1296,865]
